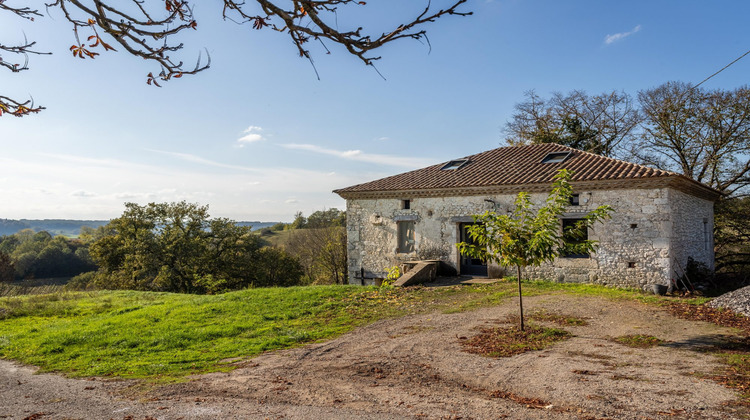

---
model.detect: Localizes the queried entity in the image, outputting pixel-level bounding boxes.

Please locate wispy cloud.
[237,126,266,145]
[71,190,95,198]
[147,149,257,172]
[281,143,436,168]
[0,153,361,220]
[604,24,641,45]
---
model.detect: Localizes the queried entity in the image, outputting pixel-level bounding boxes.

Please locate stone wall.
[668,188,715,271]
[344,186,714,290]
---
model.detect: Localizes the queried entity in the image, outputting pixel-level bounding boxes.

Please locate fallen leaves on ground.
[668,301,750,399]
[461,324,571,357]
[667,302,750,334]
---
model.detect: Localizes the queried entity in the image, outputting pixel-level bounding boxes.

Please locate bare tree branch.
[0,95,44,117]
[636,82,750,196]
[1,0,470,116]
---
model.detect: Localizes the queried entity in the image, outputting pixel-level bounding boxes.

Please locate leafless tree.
[1,0,471,116]
[504,90,641,158]
[636,81,750,196]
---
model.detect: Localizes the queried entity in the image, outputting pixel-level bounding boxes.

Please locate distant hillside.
[0,219,280,237]
[0,219,109,237]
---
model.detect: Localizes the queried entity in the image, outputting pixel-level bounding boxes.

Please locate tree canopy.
[1,0,470,116]
[0,228,95,280]
[87,201,303,293]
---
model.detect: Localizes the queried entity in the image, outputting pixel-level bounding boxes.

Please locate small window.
[397,221,415,253]
[561,218,589,258]
[628,262,637,268]
[441,159,469,171]
[630,223,638,229]
[402,199,411,210]
[541,151,571,164]
[569,194,580,206]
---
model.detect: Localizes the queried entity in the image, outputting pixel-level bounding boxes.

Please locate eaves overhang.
[334,175,722,202]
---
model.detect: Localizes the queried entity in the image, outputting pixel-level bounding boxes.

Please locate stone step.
[394,261,437,287]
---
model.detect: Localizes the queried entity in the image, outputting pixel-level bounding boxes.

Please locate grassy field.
[258,228,299,248]
[0,281,699,382]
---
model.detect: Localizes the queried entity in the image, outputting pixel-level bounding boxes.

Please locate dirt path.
[1,294,748,419]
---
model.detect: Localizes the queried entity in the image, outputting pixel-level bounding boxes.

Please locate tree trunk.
[516,264,524,331]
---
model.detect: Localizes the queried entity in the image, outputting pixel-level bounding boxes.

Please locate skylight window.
[441,159,469,171]
[541,151,571,164]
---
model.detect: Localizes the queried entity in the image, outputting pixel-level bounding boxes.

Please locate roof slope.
[334,143,719,200]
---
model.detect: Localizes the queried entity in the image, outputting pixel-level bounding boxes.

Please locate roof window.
[541,151,571,164]
[441,159,469,171]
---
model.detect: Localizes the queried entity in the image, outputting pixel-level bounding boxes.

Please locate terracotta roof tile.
[334,143,682,195]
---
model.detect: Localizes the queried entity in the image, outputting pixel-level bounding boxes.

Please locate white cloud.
[281,143,437,168]
[71,190,95,198]
[285,198,299,204]
[604,25,641,45]
[237,126,266,145]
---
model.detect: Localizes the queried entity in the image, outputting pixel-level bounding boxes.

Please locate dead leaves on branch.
[0,96,44,117]
[4,0,470,116]
[69,19,115,60]
[54,0,469,88]
[69,44,98,59]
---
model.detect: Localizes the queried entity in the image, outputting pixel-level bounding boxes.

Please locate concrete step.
[394,261,437,287]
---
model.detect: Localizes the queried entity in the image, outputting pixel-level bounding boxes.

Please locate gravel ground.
[1,294,748,419]
[707,285,750,316]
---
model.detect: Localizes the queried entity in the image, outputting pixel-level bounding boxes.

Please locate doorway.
[459,223,488,276]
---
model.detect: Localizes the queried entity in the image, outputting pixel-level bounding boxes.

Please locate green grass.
[258,229,297,248]
[0,279,668,382]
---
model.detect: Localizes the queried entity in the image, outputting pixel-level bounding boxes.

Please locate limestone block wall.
[344,186,714,289]
[668,189,714,271]
[523,188,673,288]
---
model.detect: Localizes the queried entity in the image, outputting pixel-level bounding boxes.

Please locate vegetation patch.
[0,280,684,382]
[613,334,665,348]
[665,301,750,400]
[507,309,588,327]
[0,282,557,381]
[461,324,571,357]
[668,302,750,335]
[710,353,750,398]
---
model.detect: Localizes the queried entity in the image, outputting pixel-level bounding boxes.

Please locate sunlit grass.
[0,279,674,381]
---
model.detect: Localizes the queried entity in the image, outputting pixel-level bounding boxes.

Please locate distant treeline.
[0,219,280,237]
[0,219,108,237]
[0,203,346,294]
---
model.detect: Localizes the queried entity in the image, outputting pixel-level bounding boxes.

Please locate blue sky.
[1,1,749,222]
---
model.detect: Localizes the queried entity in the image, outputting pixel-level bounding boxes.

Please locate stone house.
[333,143,721,289]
